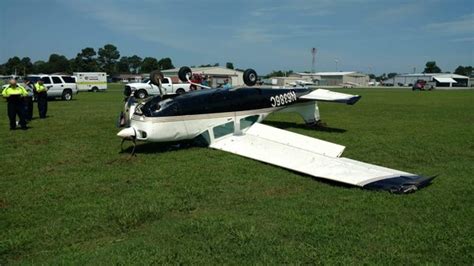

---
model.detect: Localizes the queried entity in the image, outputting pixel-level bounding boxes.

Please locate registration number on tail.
[270,91,297,107]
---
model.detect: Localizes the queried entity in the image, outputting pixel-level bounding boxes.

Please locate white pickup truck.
[124,77,191,99]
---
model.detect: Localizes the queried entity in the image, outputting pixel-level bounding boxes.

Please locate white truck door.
[42,76,53,94]
[50,76,64,97]
[160,78,172,94]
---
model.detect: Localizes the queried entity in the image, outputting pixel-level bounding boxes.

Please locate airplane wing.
[210,123,434,193]
[300,89,361,105]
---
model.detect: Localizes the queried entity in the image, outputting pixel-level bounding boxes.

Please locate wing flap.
[245,123,345,158]
[210,124,430,192]
[300,89,361,105]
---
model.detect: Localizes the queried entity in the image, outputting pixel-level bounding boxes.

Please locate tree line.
[0,44,177,76]
[0,43,238,77]
[1,48,471,79]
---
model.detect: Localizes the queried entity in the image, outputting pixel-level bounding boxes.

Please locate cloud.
[424,13,474,34]
[249,0,374,18]
[59,0,211,54]
[450,36,474,43]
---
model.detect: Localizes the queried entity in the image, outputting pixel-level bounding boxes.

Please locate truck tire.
[243,69,258,86]
[91,86,99,92]
[150,70,164,86]
[176,88,186,95]
[136,89,148,99]
[62,89,73,101]
[124,86,132,97]
[178,66,192,82]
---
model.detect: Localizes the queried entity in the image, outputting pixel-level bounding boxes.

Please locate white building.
[386,73,470,88]
[162,67,244,87]
[294,72,369,86]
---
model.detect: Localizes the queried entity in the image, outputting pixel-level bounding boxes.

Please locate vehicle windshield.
[142,78,150,83]
[27,76,41,83]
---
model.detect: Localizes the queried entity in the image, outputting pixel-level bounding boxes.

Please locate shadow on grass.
[264,120,347,133]
[120,139,201,155]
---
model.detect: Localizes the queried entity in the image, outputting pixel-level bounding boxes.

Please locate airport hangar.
[267,72,370,87]
[383,73,471,88]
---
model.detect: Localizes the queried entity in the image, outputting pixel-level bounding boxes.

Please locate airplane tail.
[277,89,361,125]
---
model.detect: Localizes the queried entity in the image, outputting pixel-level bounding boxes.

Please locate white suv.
[27,75,78,101]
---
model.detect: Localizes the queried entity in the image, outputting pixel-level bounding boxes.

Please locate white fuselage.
[128,107,278,143]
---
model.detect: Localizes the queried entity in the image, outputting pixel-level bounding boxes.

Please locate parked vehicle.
[27,75,78,101]
[124,77,191,99]
[73,72,107,92]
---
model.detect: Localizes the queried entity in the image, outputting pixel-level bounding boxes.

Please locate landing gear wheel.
[150,70,164,86]
[243,69,258,86]
[178,66,192,82]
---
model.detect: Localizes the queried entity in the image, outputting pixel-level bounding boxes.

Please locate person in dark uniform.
[23,80,34,121]
[34,79,48,118]
[2,79,28,130]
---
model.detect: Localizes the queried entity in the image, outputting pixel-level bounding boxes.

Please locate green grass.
[1,85,473,264]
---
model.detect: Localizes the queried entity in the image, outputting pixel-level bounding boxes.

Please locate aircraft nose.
[117,127,136,139]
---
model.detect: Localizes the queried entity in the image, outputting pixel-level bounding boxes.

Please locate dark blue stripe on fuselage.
[142,87,311,117]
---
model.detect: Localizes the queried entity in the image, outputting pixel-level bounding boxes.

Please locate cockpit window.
[152,98,173,112]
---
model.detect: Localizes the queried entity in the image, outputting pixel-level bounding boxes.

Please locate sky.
[0,0,473,75]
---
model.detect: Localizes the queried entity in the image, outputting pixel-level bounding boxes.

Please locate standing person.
[200,76,209,89]
[222,79,232,89]
[24,80,34,121]
[2,79,28,130]
[34,79,48,119]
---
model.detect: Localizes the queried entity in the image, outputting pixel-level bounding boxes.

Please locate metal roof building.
[386,73,470,88]
[162,67,244,87]
[296,72,370,86]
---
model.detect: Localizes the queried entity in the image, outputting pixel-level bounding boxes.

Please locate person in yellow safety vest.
[2,79,28,130]
[34,79,48,118]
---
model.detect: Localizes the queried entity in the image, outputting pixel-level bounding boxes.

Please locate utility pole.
[311,48,317,73]
[335,59,339,71]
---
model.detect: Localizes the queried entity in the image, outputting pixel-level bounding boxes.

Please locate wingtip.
[363,175,437,194]
[346,95,361,105]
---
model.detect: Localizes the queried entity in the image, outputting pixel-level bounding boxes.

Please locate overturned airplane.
[117,67,435,194]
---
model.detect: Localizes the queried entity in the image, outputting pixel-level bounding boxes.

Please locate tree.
[368,74,376,80]
[47,54,70,73]
[74,47,98,72]
[4,56,22,75]
[266,70,293,78]
[98,44,120,74]
[387,72,397,79]
[141,57,160,73]
[157,57,174,70]
[128,55,142,74]
[226,62,234,69]
[454,65,473,77]
[33,60,48,73]
[117,56,130,73]
[423,61,441,73]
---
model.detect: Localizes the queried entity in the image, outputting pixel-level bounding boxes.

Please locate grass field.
[1,84,473,264]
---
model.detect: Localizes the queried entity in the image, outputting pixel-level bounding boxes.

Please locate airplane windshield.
[154,98,173,111]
